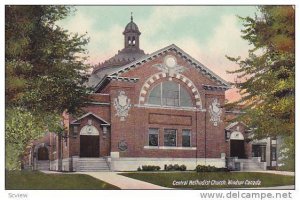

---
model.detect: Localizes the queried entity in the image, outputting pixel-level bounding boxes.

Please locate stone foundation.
[109,157,226,171]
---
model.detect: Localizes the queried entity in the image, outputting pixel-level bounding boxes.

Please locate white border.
[1,1,298,200]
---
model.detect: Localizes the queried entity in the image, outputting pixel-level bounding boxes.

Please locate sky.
[57,6,258,102]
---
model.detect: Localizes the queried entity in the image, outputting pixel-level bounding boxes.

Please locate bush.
[139,165,160,171]
[165,164,187,171]
[196,165,218,172]
[179,165,187,171]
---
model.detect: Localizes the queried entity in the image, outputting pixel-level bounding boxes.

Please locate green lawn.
[120,172,294,189]
[6,171,120,190]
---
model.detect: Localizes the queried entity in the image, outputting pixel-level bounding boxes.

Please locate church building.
[24,16,278,172]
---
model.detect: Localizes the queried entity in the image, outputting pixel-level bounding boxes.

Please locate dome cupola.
[123,13,141,49]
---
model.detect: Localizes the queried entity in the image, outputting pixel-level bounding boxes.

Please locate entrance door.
[80,135,100,157]
[230,140,245,158]
[252,145,266,162]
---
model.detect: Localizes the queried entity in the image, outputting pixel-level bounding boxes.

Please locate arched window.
[128,36,131,45]
[147,81,193,107]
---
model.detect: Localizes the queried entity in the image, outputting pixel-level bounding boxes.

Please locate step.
[76,157,110,172]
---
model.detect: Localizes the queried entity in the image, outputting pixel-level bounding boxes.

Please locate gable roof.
[225,121,248,130]
[94,44,230,92]
[71,112,110,126]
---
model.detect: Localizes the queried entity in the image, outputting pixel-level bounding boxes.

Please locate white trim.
[144,83,150,88]
[135,104,206,112]
[139,96,145,102]
[71,112,110,125]
[93,93,110,96]
[148,128,159,147]
[139,72,202,108]
[163,128,177,147]
[182,129,192,147]
[230,131,244,140]
[225,121,248,130]
[108,44,229,86]
[87,102,110,106]
[80,125,100,136]
[144,146,196,150]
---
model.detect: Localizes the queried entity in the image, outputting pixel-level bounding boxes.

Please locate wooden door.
[80,135,100,157]
[230,140,245,158]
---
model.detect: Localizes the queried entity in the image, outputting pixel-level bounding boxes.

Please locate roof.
[93,44,230,92]
[71,112,110,126]
[225,121,248,130]
[123,14,141,34]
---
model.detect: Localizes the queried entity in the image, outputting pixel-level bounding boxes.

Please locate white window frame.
[148,128,159,147]
[163,128,177,147]
[147,81,193,108]
[182,129,192,147]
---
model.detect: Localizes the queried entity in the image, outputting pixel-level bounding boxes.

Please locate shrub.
[195,165,218,172]
[179,165,187,171]
[137,166,141,171]
[140,165,160,171]
[165,164,187,171]
[173,164,180,170]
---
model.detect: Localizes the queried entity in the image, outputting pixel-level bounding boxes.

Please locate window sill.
[144,146,196,150]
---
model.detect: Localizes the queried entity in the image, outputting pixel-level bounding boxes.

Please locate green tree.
[5,6,91,170]
[227,6,295,170]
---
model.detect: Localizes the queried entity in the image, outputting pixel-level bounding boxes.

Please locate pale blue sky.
[58,6,258,101]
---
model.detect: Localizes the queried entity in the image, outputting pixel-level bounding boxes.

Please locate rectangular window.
[182,129,191,147]
[164,129,177,146]
[73,125,78,137]
[52,135,56,152]
[271,145,277,161]
[148,128,159,146]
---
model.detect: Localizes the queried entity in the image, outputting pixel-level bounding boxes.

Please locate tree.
[5,6,91,170]
[227,6,294,170]
[6,6,91,114]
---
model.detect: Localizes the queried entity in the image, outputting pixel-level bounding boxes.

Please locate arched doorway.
[230,131,245,158]
[33,143,50,170]
[38,147,49,160]
[80,123,100,157]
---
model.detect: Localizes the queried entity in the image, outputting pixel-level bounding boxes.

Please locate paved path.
[41,170,294,189]
[250,185,295,189]
[77,172,169,189]
[237,170,295,176]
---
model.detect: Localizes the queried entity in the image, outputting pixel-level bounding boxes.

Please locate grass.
[120,172,295,189]
[6,171,120,190]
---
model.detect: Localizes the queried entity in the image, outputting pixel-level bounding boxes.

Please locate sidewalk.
[77,172,169,189]
[236,170,295,176]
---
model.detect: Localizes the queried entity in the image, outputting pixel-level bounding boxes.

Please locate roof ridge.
[108,44,229,86]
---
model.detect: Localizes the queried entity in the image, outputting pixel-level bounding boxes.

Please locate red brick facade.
[24,18,273,172]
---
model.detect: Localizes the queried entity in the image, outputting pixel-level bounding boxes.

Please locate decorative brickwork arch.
[138,72,202,109]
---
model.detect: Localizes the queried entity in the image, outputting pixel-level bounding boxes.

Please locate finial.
[131,12,133,22]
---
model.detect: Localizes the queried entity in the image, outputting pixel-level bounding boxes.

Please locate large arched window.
[147,81,193,107]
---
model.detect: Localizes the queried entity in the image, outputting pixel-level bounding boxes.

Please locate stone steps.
[77,158,110,172]
[236,158,266,171]
[36,161,50,170]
